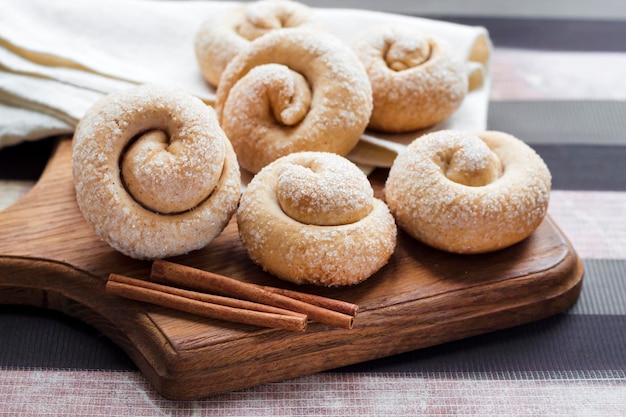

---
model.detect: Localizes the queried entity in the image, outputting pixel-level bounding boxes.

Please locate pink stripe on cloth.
[2,369,626,416]
[548,190,626,259]
[490,49,626,101]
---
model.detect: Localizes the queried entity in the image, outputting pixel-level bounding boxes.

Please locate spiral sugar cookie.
[216,28,373,174]
[385,130,551,254]
[72,84,241,260]
[195,0,322,87]
[237,152,397,287]
[352,26,468,133]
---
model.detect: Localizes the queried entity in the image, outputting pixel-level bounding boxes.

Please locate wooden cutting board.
[0,138,583,400]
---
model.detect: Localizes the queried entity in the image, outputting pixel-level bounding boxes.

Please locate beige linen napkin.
[0,0,491,168]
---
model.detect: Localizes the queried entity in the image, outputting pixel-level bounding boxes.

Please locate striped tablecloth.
[1,6,626,417]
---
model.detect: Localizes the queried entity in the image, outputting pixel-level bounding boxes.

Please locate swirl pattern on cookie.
[194,0,321,87]
[237,152,397,286]
[216,28,373,174]
[385,130,551,254]
[72,84,241,260]
[352,26,468,133]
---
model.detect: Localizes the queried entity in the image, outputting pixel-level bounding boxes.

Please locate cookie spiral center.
[442,133,503,187]
[121,129,219,214]
[239,1,308,40]
[265,64,311,126]
[385,34,431,71]
[276,155,373,226]
[229,63,311,128]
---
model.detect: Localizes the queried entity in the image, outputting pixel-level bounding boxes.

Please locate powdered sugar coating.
[276,153,373,226]
[352,26,468,133]
[385,130,551,254]
[216,27,373,174]
[237,152,396,286]
[72,84,241,260]
[194,0,322,86]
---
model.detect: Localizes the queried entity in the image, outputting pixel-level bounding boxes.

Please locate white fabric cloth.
[0,0,491,167]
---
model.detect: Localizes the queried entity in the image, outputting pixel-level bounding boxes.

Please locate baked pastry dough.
[194,0,322,87]
[385,130,551,254]
[72,84,241,260]
[352,26,468,133]
[237,152,397,286]
[216,28,373,174]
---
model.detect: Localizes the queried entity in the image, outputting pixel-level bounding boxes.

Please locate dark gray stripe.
[313,2,626,21]
[4,310,625,374]
[433,17,626,52]
[337,313,626,374]
[533,144,626,191]
[0,306,136,371]
[4,309,626,373]
[488,101,626,146]
[570,260,626,315]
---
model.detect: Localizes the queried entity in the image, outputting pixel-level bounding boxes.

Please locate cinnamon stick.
[151,260,356,329]
[258,286,359,317]
[110,273,305,318]
[106,273,307,332]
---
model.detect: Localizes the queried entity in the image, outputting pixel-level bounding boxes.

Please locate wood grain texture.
[0,138,583,399]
